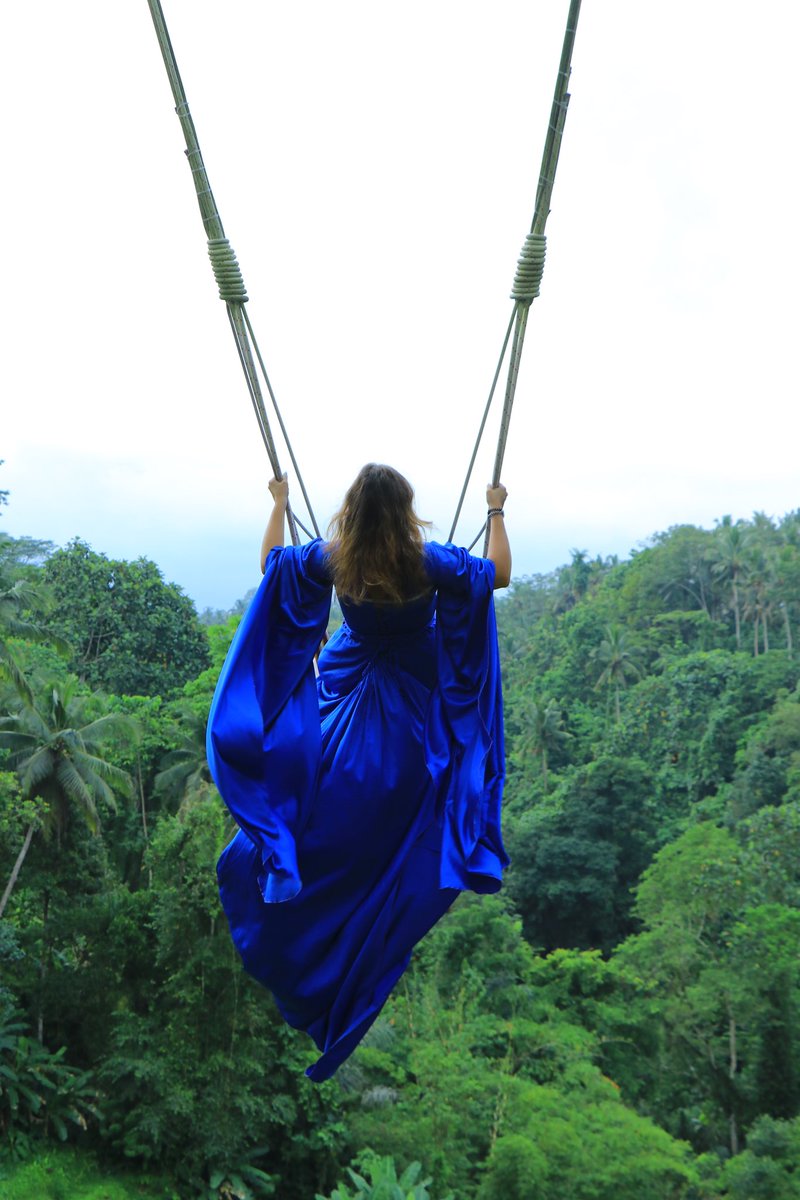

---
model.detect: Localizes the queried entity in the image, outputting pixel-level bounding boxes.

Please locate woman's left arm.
[486,484,511,589]
[260,474,289,572]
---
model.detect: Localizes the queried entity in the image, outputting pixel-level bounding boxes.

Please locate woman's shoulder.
[275,538,332,585]
[423,541,495,592]
[303,538,333,582]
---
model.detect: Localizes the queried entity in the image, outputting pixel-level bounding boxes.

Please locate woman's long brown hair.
[326,464,431,603]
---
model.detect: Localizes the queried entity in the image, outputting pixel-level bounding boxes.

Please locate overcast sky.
[2,1,798,611]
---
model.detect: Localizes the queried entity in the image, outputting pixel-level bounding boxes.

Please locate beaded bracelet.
[487,507,505,518]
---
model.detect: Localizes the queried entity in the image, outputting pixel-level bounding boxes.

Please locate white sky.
[2,1,798,610]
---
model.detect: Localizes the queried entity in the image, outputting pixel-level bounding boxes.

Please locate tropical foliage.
[2,477,800,1197]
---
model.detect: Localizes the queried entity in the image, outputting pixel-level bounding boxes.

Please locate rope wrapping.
[511,233,546,302]
[146,0,327,547]
[208,238,248,303]
[146,0,582,558]
[452,0,582,551]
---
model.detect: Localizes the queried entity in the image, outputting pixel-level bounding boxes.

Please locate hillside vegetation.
[2,495,800,1199]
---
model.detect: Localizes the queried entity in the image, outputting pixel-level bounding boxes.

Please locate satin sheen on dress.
[207,539,507,1082]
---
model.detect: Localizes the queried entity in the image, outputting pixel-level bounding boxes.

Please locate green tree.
[724,696,800,820]
[477,1074,698,1200]
[743,558,773,656]
[711,518,751,650]
[0,772,47,925]
[0,678,134,916]
[617,820,800,1156]
[154,703,214,812]
[508,755,654,951]
[0,1000,99,1160]
[317,1153,449,1200]
[0,534,63,703]
[715,1115,800,1199]
[101,792,347,1198]
[739,800,800,906]
[592,624,644,722]
[552,549,595,614]
[773,513,800,657]
[346,895,700,1199]
[42,540,209,696]
[512,697,571,794]
[623,525,719,620]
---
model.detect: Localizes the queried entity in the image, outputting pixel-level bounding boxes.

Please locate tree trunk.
[698,571,711,618]
[732,579,741,649]
[783,604,793,659]
[0,821,36,918]
[763,613,770,653]
[37,890,50,1044]
[229,949,240,1058]
[729,1011,739,1156]
[138,756,148,843]
[542,749,549,795]
[489,1079,509,1150]
[754,620,759,657]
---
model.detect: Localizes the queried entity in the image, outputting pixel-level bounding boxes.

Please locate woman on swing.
[207,464,511,1081]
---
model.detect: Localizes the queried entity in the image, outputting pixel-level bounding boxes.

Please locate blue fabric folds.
[207,539,507,1081]
[425,544,507,894]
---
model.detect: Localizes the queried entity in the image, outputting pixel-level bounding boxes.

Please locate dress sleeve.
[206,540,332,903]
[300,537,333,585]
[424,543,508,893]
[423,539,495,594]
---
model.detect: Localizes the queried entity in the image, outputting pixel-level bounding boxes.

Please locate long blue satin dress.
[206,539,507,1082]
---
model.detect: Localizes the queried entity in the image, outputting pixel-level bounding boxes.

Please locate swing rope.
[145,0,581,553]
[450,0,582,551]
[145,0,322,545]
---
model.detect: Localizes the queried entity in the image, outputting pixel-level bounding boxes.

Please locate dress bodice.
[339,591,435,638]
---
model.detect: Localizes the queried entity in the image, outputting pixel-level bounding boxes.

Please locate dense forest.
[2,471,800,1199]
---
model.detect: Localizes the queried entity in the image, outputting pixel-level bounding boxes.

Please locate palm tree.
[710,518,750,650]
[0,576,63,703]
[743,564,772,656]
[0,677,135,916]
[750,510,778,543]
[592,624,644,722]
[0,532,68,701]
[650,526,715,617]
[742,517,782,656]
[553,549,594,614]
[515,697,571,794]
[154,704,215,814]
[773,514,800,658]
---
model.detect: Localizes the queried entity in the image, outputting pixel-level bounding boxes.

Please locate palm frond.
[11,707,51,741]
[0,642,34,703]
[20,748,57,792]
[154,759,190,795]
[81,712,140,745]
[0,723,37,753]
[75,760,124,815]
[74,752,133,799]
[54,755,92,800]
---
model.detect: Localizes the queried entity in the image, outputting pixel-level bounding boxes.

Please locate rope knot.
[208,237,248,303]
[511,232,546,303]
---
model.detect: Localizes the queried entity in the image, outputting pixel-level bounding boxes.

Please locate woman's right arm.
[260,474,289,573]
[486,483,511,589]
